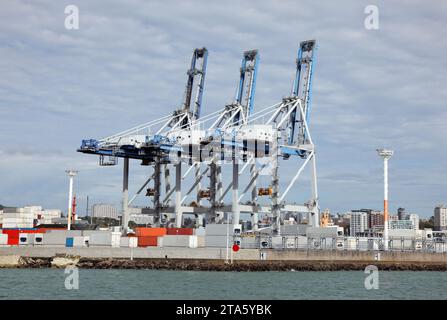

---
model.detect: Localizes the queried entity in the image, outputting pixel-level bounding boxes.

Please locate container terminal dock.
[1,40,447,269]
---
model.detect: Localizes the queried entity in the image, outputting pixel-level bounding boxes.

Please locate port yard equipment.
[77,41,320,237]
[78,48,209,232]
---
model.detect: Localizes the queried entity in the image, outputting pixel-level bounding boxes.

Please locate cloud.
[0,0,445,217]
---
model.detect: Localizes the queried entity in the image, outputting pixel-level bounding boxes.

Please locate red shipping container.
[7,236,19,245]
[2,229,43,245]
[135,227,166,237]
[166,228,193,235]
[2,230,19,245]
[137,236,159,247]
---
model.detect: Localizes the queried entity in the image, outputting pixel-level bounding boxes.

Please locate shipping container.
[240,236,258,249]
[3,229,19,245]
[119,236,137,248]
[89,232,112,246]
[120,237,130,247]
[111,232,121,248]
[166,228,193,236]
[66,237,74,247]
[158,235,198,248]
[19,233,32,246]
[129,237,138,248]
[73,236,89,247]
[0,233,8,245]
[135,227,167,237]
[205,235,232,248]
[280,224,308,236]
[205,224,234,236]
[32,233,44,246]
[306,226,344,237]
[46,230,82,237]
[197,235,205,247]
[137,236,158,247]
[42,232,67,247]
[194,227,206,236]
[271,236,283,249]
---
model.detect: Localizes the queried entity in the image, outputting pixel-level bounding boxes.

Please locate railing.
[239,235,447,253]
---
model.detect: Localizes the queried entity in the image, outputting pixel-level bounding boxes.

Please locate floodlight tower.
[377,148,393,251]
[65,170,78,230]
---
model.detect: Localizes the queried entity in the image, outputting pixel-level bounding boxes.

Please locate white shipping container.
[271,236,284,249]
[90,232,112,246]
[158,235,198,248]
[47,230,82,237]
[205,235,232,248]
[120,237,130,247]
[118,237,137,248]
[197,235,205,247]
[19,233,32,246]
[111,232,121,248]
[307,226,343,237]
[0,234,8,245]
[129,237,137,248]
[32,233,44,245]
[205,224,234,236]
[194,227,206,236]
[73,236,89,247]
[42,233,67,246]
[240,236,258,249]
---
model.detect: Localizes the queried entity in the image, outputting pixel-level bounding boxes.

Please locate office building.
[350,211,368,236]
[409,213,419,230]
[434,205,447,231]
[92,204,119,220]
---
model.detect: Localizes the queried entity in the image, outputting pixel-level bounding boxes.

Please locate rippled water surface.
[0,269,446,299]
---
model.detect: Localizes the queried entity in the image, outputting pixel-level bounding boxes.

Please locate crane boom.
[289,40,316,146]
[183,47,208,123]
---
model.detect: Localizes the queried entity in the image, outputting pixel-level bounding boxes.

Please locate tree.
[128,220,137,230]
[419,216,434,229]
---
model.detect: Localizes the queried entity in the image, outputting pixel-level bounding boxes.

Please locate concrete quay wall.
[1,247,446,263]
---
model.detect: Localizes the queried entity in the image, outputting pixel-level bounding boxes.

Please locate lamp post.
[376,149,393,251]
[65,170,78,230]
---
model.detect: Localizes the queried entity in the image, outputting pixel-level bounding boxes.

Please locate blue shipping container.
[66,237,74,247]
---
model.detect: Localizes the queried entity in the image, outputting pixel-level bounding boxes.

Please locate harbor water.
[0,269,446,299]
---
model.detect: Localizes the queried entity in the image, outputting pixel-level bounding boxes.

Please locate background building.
[409,213,419,230]
[350,211,368,236]
[320,209,332,227]
[397,207,408,220]
[389,214,399,222]
[434,205,447,231]
[368,210,384,229]
[92,204,119,220]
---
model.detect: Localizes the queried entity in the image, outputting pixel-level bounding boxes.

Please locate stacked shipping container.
[136,227,166,247]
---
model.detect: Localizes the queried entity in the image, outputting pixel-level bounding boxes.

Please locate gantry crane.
[78,47,208,231]
[78,41,320,236]
[193,50,260,232]
[266,39,319,231]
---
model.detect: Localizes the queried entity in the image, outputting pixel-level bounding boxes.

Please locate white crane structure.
[78,40,320,237]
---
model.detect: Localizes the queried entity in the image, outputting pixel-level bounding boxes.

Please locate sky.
[0,0,446,218]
